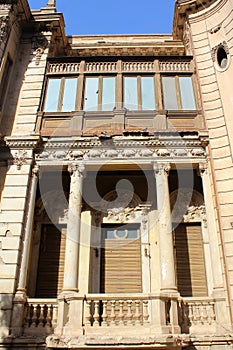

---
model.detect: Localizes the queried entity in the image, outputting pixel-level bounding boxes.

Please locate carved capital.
[0,15,9,42]
[153,163,171,177]
[13,150,28,170]
[68,163,85,178]
[32,165,39,177]
[197,162,208,176]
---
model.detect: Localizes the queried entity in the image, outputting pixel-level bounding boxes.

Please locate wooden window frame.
[43,76,79,112]
[162,75,196,110]
[83,75,117,111]
[123,74,156,111]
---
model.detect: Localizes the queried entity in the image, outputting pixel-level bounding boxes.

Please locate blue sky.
[28,0,176,35]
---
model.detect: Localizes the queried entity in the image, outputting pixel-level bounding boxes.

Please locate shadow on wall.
[0,36,38,136]
[0,293,13,338]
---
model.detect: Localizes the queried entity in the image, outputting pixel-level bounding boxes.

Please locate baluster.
[85,300,92,326]
[142,300,149,324]
[110,301,116,326]
[93,300,100,327]
[38,304,44,328]
[102,301,108,326]
[118,300,124,325]
[52,304,58,328]
[31,304,38,328]
[202,302,208,324]
[210,302,216,324]
[195,303,201,324]
[126,300,133,326]
[134,300,141,325]
[45,304,52,328]
[188,303,194,325]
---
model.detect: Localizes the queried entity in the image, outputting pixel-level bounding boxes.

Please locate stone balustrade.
[84,294,150,327]
[178,297,216,333]
[24,299,58,334]
[46,59,193,75]
[21,296,218,336]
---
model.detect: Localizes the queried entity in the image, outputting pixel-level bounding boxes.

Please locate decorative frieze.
[35,135,207,164]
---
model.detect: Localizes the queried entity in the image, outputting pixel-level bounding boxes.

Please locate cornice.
[35,132,209,165]
[173,0,217,39]
[5,135,41,149]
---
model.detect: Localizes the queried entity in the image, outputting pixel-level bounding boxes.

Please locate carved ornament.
[183,205,207,227]
[0,15,9,42]
[33,33,48,66]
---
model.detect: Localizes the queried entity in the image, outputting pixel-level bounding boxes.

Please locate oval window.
[217,46,228,69]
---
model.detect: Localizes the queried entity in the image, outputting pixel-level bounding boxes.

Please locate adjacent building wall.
[187,0,233,319]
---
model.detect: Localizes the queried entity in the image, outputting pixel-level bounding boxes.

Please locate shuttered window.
[35,225,66,298]
[101,225,142,293]
[174,223,208,297]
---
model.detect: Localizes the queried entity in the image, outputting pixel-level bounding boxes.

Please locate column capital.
[153,162,171,176]
[32,164,39,177]
[197,162,208,176]
[68,162,86,178]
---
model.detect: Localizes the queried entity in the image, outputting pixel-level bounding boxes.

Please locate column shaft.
[63,163,85,293]
[199,163,223,289]
[17,165,39,293]
[154,163,176,292]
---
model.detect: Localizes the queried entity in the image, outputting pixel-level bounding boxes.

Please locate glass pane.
[141,76,155,110]
[44,79,61,112]
[162,77,178,110]
[124,77,138,110]
[127,229,138,239]
[116,230,126,238]
[102,77,115,111]
[84,77,99,111]
[106,229,115,239]
[179,77,196,110]
[62,78,77,112]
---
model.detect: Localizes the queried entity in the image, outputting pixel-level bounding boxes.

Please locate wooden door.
[100,225,142,293]
[35,224,66,298]
[174,223,208,297]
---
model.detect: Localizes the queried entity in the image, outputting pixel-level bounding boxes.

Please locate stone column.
[198,162,224,290]
[62,162,85,293]
[56,163,85,336]
[153,163,176,292]
[11,165,39,336]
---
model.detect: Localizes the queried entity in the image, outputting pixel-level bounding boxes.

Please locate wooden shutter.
[36,225,66,298]
[101,239,142,293]
[174,223,208,297]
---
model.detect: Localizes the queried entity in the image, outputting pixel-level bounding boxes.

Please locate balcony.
[36,109,204,137]
[23,294,217,338]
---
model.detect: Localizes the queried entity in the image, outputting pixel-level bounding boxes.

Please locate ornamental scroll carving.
[32,33,48,66]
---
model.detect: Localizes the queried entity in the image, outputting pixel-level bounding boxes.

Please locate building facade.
[0,0,233,349]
